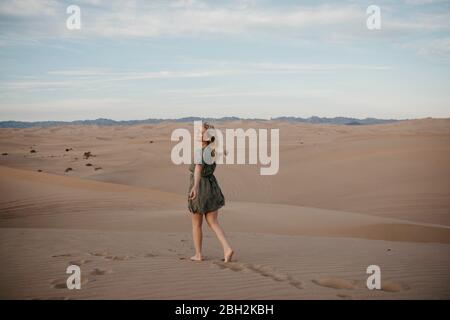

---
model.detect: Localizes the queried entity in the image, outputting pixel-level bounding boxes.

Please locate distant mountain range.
[0,116,401,128]
[271,116,400,125]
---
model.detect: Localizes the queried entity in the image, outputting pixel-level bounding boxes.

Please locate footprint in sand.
[381,281,411,292]
[311,278,357,290]
[88,251,108,257]
[286,275,303,290]
[214,261,245,272]
[312,277,410,293]
[246,264,287,281]
[104,255,135,261]
[69,259,92,265]
[52,253,73,258]
[212,261,303,290]
[88,251,136,261]
[90,268,113,276]
[51,277,89,289]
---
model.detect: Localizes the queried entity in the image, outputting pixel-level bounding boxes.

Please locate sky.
[0,0,449,121]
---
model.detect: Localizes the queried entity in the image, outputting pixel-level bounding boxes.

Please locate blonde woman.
[188,122,234,262]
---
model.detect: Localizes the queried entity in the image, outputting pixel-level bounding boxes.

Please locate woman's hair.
[202,122,216,158]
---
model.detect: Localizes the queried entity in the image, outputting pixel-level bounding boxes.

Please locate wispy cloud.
[403,0,448,5]
[166,87,332,99]
[78,3,363,39]
[0,62,391,93]
[0,0,448,66]
[401,36,450,58]
[0,0,449,56]
[0,0,59,17]
[0,1,443,39]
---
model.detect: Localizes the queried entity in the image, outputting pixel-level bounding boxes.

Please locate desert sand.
[0,118,449,299]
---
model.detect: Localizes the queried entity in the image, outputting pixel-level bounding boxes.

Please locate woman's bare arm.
[189,164,202,200]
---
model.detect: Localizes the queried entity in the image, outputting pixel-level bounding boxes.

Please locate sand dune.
[1,119,448,224]
[0,119,449,299]
[2,166,449,242]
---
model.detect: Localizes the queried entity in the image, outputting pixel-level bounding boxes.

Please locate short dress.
[188,156,225,214]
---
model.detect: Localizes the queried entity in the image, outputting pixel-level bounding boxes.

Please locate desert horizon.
[1,118,449,299]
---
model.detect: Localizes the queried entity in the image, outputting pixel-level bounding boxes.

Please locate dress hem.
[188,203,225,215]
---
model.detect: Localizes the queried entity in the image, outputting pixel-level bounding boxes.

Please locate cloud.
[81,3,364,38]
[0,0,59,17]
[403,0,447,5]
[246,62,391,71]
[0,62,391,93]
[403,37,450,57]
[0,0,448,51]
[384,11,450,32]
[0,70,231,92]
[0,1,376,41]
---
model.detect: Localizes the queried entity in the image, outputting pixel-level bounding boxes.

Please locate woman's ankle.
[224,246,233,253]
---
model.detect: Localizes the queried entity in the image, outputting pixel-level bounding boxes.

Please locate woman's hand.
[189,186,198,200]
[190,164,202,200]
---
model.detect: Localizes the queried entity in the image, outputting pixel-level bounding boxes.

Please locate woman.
[188,122,234,262]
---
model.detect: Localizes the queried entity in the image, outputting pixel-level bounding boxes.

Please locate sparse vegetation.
[65,167,73,173]
[83,151,93,159]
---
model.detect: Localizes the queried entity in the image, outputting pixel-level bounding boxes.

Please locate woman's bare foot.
[224,249,234,263]
[190,254,203,261]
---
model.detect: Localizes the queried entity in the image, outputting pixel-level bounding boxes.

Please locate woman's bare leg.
[190,213,203,261]
[205,211,234,262]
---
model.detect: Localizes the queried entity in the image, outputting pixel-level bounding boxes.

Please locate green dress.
[188,157,225,214]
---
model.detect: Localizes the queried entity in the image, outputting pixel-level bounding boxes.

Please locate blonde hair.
[202,122,216,158]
